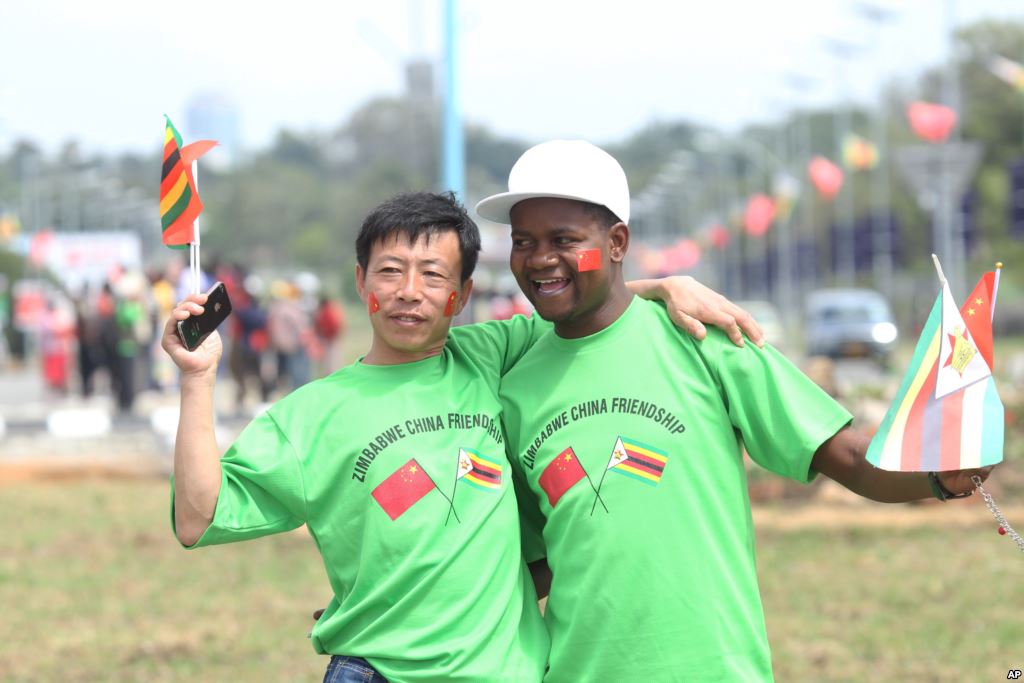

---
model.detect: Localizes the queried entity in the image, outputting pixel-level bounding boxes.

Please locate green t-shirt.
[500,297,852,683]
[174,314,551,683]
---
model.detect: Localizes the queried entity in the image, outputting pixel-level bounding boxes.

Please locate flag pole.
[991,262,1002,321]
[931,253,947,286]
[590,461,611,516]
[444,461,460,527]
[192,160,202,295]
[579,462,608,514]
[425,470,460,524]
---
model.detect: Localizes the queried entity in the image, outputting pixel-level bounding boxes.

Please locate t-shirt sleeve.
[448,314,552,377]
[696,331,853,484]
[172,411,308,548]
[509,456,547,562]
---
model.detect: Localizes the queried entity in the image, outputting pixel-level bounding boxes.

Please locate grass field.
[759,520,1023,682]
[2,478,1022,682]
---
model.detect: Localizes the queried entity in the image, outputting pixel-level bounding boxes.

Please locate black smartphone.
[177,281,233,351]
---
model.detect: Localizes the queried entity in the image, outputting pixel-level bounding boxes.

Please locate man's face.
[356,230,471,362]
[509,197,621,328]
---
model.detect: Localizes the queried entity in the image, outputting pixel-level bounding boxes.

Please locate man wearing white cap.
[480,140,991,682]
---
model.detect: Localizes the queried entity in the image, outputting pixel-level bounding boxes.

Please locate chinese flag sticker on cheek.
[444,291,457,317]
[368,292,380,314]
[576,248,602,272]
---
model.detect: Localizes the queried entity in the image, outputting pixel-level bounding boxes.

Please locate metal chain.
[972,475,1024,553]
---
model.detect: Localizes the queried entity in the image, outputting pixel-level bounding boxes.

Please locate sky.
[1,0,1022,157]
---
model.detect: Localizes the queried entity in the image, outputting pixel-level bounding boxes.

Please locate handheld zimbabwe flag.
[606,436,668,486]
[456,447,502,491]
[867,271,1003,472]
[539,447,587,508]
[160,116,216,249]
[372,458,437,520]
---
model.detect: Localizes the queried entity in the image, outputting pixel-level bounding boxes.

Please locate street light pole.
[441,0,465,200]
[941,0,965,295]
[856,0,900,300]
[824,36,860,287]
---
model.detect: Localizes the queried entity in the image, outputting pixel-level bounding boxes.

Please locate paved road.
[0,365,256,469]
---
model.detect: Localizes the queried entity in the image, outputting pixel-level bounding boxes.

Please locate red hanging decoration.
[808,156,844,200]
[743,194,776,237]
[907,101,957,143]
[662,239,701,272]
[636,245,665,275]
[708,224,731,249]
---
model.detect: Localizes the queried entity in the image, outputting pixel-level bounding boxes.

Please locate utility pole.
[856,0,900,300]
[941,0,965,295]
[824,36,860,286]
[441,0,465,200]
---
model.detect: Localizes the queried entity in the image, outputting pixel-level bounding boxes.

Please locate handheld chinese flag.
[160,116,217,249]
[372,458,437,520]
[867,264,1003,472]
[538,447,587,508]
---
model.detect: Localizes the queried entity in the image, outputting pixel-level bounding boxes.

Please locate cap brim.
[474,191,599,225]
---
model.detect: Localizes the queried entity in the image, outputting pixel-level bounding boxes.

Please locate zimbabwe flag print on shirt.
[607,436,668,486]
[457,447,502,490]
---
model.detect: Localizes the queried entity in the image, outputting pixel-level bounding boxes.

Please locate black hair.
[356,191,481,283]
[580,201,622,229]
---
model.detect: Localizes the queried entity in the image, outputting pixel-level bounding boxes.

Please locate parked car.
[805,288,898,362]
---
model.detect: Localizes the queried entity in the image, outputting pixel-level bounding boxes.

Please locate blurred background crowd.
[5,258,351,415]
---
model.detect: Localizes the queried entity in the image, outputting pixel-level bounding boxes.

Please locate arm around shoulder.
[627,275,764,347]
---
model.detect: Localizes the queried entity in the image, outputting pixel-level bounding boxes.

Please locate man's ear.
[608,222,630,263]
[455,278,474,316]
[355,264,366,301]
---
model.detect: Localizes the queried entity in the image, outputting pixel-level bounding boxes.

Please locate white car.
[804,289,898,363]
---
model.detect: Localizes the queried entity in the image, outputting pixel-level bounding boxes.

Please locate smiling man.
[478,140,994,682]
[163,191,763,682]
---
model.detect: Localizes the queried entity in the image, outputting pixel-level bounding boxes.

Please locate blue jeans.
[323,656,388,683]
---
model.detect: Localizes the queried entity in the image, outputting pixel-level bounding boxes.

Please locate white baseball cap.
[475,140,630,225]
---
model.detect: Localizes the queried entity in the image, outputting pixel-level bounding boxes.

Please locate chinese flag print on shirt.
[538,447,586,507]
[372,458,437,520]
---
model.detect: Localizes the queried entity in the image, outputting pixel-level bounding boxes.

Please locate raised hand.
[161,293,223,379]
